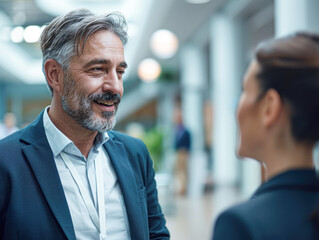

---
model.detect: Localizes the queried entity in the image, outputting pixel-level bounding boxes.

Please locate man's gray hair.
[40,9,128,93]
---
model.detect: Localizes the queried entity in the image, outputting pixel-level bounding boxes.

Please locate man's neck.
[48,106,97,158]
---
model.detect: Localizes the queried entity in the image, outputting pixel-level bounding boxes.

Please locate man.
[173,100,191,196]
[0,9,169,240]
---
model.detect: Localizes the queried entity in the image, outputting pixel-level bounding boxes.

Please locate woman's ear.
[44,59,64,94]
[261,89,283,128]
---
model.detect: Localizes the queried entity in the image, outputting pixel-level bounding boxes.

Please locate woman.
[212,32,319,240]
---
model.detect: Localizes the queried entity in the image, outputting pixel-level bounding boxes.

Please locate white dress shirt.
[43,107,131,240]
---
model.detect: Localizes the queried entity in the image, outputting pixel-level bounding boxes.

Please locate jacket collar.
[104,131,147,240]
[252,169,319,199]
[20,111,76,240]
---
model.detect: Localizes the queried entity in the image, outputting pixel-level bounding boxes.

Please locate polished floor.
[158,185,243,240]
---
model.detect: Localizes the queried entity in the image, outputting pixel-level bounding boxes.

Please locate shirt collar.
[43,106,109,157]
[93,128,109,151]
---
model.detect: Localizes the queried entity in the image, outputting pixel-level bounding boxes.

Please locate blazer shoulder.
[218,194,276,223]
[217,200,258,223]
[0,128,27,172]
[0,128,24,150]
[213,202,255,240]
[214,195,275,238]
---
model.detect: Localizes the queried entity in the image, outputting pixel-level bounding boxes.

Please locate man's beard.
[60,74,121,132]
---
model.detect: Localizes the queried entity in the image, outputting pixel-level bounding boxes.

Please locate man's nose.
[102,70,122,94]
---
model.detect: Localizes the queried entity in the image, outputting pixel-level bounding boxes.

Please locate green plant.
[142,127,163,172]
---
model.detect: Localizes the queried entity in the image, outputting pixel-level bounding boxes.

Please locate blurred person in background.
[212,32,319,239]
[0,112,19,139]
[0,9,169,240]
[174,100,191,196]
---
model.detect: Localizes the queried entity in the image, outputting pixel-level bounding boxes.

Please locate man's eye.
[91,67,104,72]
[118,70,125,75]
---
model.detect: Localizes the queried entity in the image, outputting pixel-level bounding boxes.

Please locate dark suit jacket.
[0,112,169,240]
[174,125,191,151]
[212,169,319,240]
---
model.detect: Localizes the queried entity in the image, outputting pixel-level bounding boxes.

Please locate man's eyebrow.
[83,59,128,69]
[120,62,128,69]
[84,59,110,69]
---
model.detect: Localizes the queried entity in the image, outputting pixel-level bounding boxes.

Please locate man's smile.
[94,99,116,107]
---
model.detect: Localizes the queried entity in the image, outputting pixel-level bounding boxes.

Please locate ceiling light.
[150,29,178,59]
[10,26,24,43]
[138,58,161,82]
[24,25,42,43]
[185,0,210,4]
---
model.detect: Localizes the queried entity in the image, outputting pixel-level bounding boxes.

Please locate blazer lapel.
[21,112,76,240]
[104,138,147,240]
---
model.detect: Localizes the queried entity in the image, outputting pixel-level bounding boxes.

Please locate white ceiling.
[0,0,272,85]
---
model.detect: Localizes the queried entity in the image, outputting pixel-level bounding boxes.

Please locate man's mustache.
[90,92,121,105]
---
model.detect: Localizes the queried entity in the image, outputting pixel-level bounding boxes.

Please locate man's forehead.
[77,30,124,54]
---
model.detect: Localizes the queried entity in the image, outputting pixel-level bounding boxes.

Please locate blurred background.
[0,0,319,239]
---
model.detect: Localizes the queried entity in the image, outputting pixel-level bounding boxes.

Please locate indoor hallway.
[158,184,243,240]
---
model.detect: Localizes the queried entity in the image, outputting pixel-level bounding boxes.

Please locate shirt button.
[100,233,107,240]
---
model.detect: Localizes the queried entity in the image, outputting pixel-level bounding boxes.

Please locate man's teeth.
[96,100,114,106]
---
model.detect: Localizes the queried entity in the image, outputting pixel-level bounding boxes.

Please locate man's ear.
[261,89,283,128]
[44,59,64,94]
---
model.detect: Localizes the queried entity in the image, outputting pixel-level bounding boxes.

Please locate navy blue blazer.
[0,111,169,240]
[212,169,319,240]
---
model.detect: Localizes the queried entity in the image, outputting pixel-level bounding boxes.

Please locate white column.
[155,84,177,215]
[180,44,207,197]
[275,0,319,37]
[157,83,177,172]
[210,13,240,186]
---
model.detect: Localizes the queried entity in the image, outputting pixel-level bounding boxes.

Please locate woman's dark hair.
[255,32,319,143]
[255,32,319,227]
